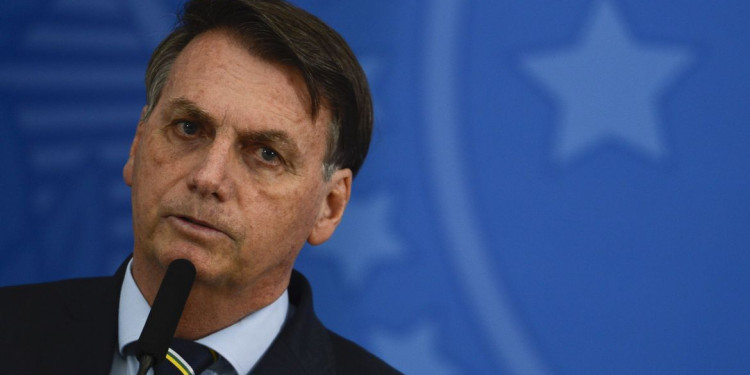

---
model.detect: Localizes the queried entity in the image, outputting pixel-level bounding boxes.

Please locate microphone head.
[136,258,196,361]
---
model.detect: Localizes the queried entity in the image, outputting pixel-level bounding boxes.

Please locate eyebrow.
[165,97,215,127]
[165,97,302,166]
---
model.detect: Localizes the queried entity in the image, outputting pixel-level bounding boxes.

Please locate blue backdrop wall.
[1,0,749,374]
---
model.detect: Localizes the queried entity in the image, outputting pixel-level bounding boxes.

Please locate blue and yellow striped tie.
[153,339,219,375]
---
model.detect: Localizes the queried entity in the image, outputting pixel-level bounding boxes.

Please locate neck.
[173,281,287,339]
[131,258,290,340]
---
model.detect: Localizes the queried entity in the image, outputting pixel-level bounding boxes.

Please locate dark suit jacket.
[0,261,401,374]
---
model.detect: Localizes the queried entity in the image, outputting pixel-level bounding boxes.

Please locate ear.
[123,106,148,187]
[308,168,353,245]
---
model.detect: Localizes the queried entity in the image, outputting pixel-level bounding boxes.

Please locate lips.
[169,214,232,240]
[179,215,215,229]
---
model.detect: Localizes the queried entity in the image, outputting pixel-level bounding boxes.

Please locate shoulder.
[327,329,403,375]
[0,276,122,373]
[0,278,88,312]
[0,276,121,336]
[0,277,119,345]
[0,276,119,333]
[0,276,117,313]
[275,270,402,374]
[0,260,127,317]
[0,275,112,295]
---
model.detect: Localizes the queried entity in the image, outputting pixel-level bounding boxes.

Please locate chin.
[151,244,211,271]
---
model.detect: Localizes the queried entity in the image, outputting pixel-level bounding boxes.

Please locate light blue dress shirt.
[109,260,289,375]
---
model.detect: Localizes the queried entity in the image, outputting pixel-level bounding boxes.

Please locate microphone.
[135,259,197,375]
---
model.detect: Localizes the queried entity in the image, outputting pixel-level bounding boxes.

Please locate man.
[0,0,400,374]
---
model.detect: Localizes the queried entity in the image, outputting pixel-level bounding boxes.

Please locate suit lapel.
[251,271,335,375]
[54,258,129,373]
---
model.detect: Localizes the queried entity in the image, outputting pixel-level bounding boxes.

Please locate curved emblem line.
[423,1,553,374]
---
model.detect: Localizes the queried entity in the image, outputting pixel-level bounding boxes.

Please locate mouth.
[178,215,214,229]
[170,214,232,240]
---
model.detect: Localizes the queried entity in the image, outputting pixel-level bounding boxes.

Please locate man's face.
[123,30,350,293]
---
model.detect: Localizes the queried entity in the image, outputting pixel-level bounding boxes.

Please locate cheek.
[135,132,190,187]
[131,136,185,219]
[243,183,324,242]
[139,133,180,170]
[260,179,323,214]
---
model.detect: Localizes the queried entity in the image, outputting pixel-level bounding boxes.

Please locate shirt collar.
[118,259,289,375]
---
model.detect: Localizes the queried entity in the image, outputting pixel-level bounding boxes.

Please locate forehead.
[161,30,328,136]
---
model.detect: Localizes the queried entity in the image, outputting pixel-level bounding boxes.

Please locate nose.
[188,139,234,201]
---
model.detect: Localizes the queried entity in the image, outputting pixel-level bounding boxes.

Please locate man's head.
[122,0,371,319]
[144,0,372,179]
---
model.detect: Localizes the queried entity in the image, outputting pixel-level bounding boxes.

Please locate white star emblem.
[523,0,693,164]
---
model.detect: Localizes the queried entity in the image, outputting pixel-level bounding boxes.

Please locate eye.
[259,147,280,163]
[176,120,200,136]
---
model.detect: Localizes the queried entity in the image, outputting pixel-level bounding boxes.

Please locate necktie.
[153,338,218,375]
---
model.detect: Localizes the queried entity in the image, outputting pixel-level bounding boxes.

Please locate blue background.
[1,0,749,374]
